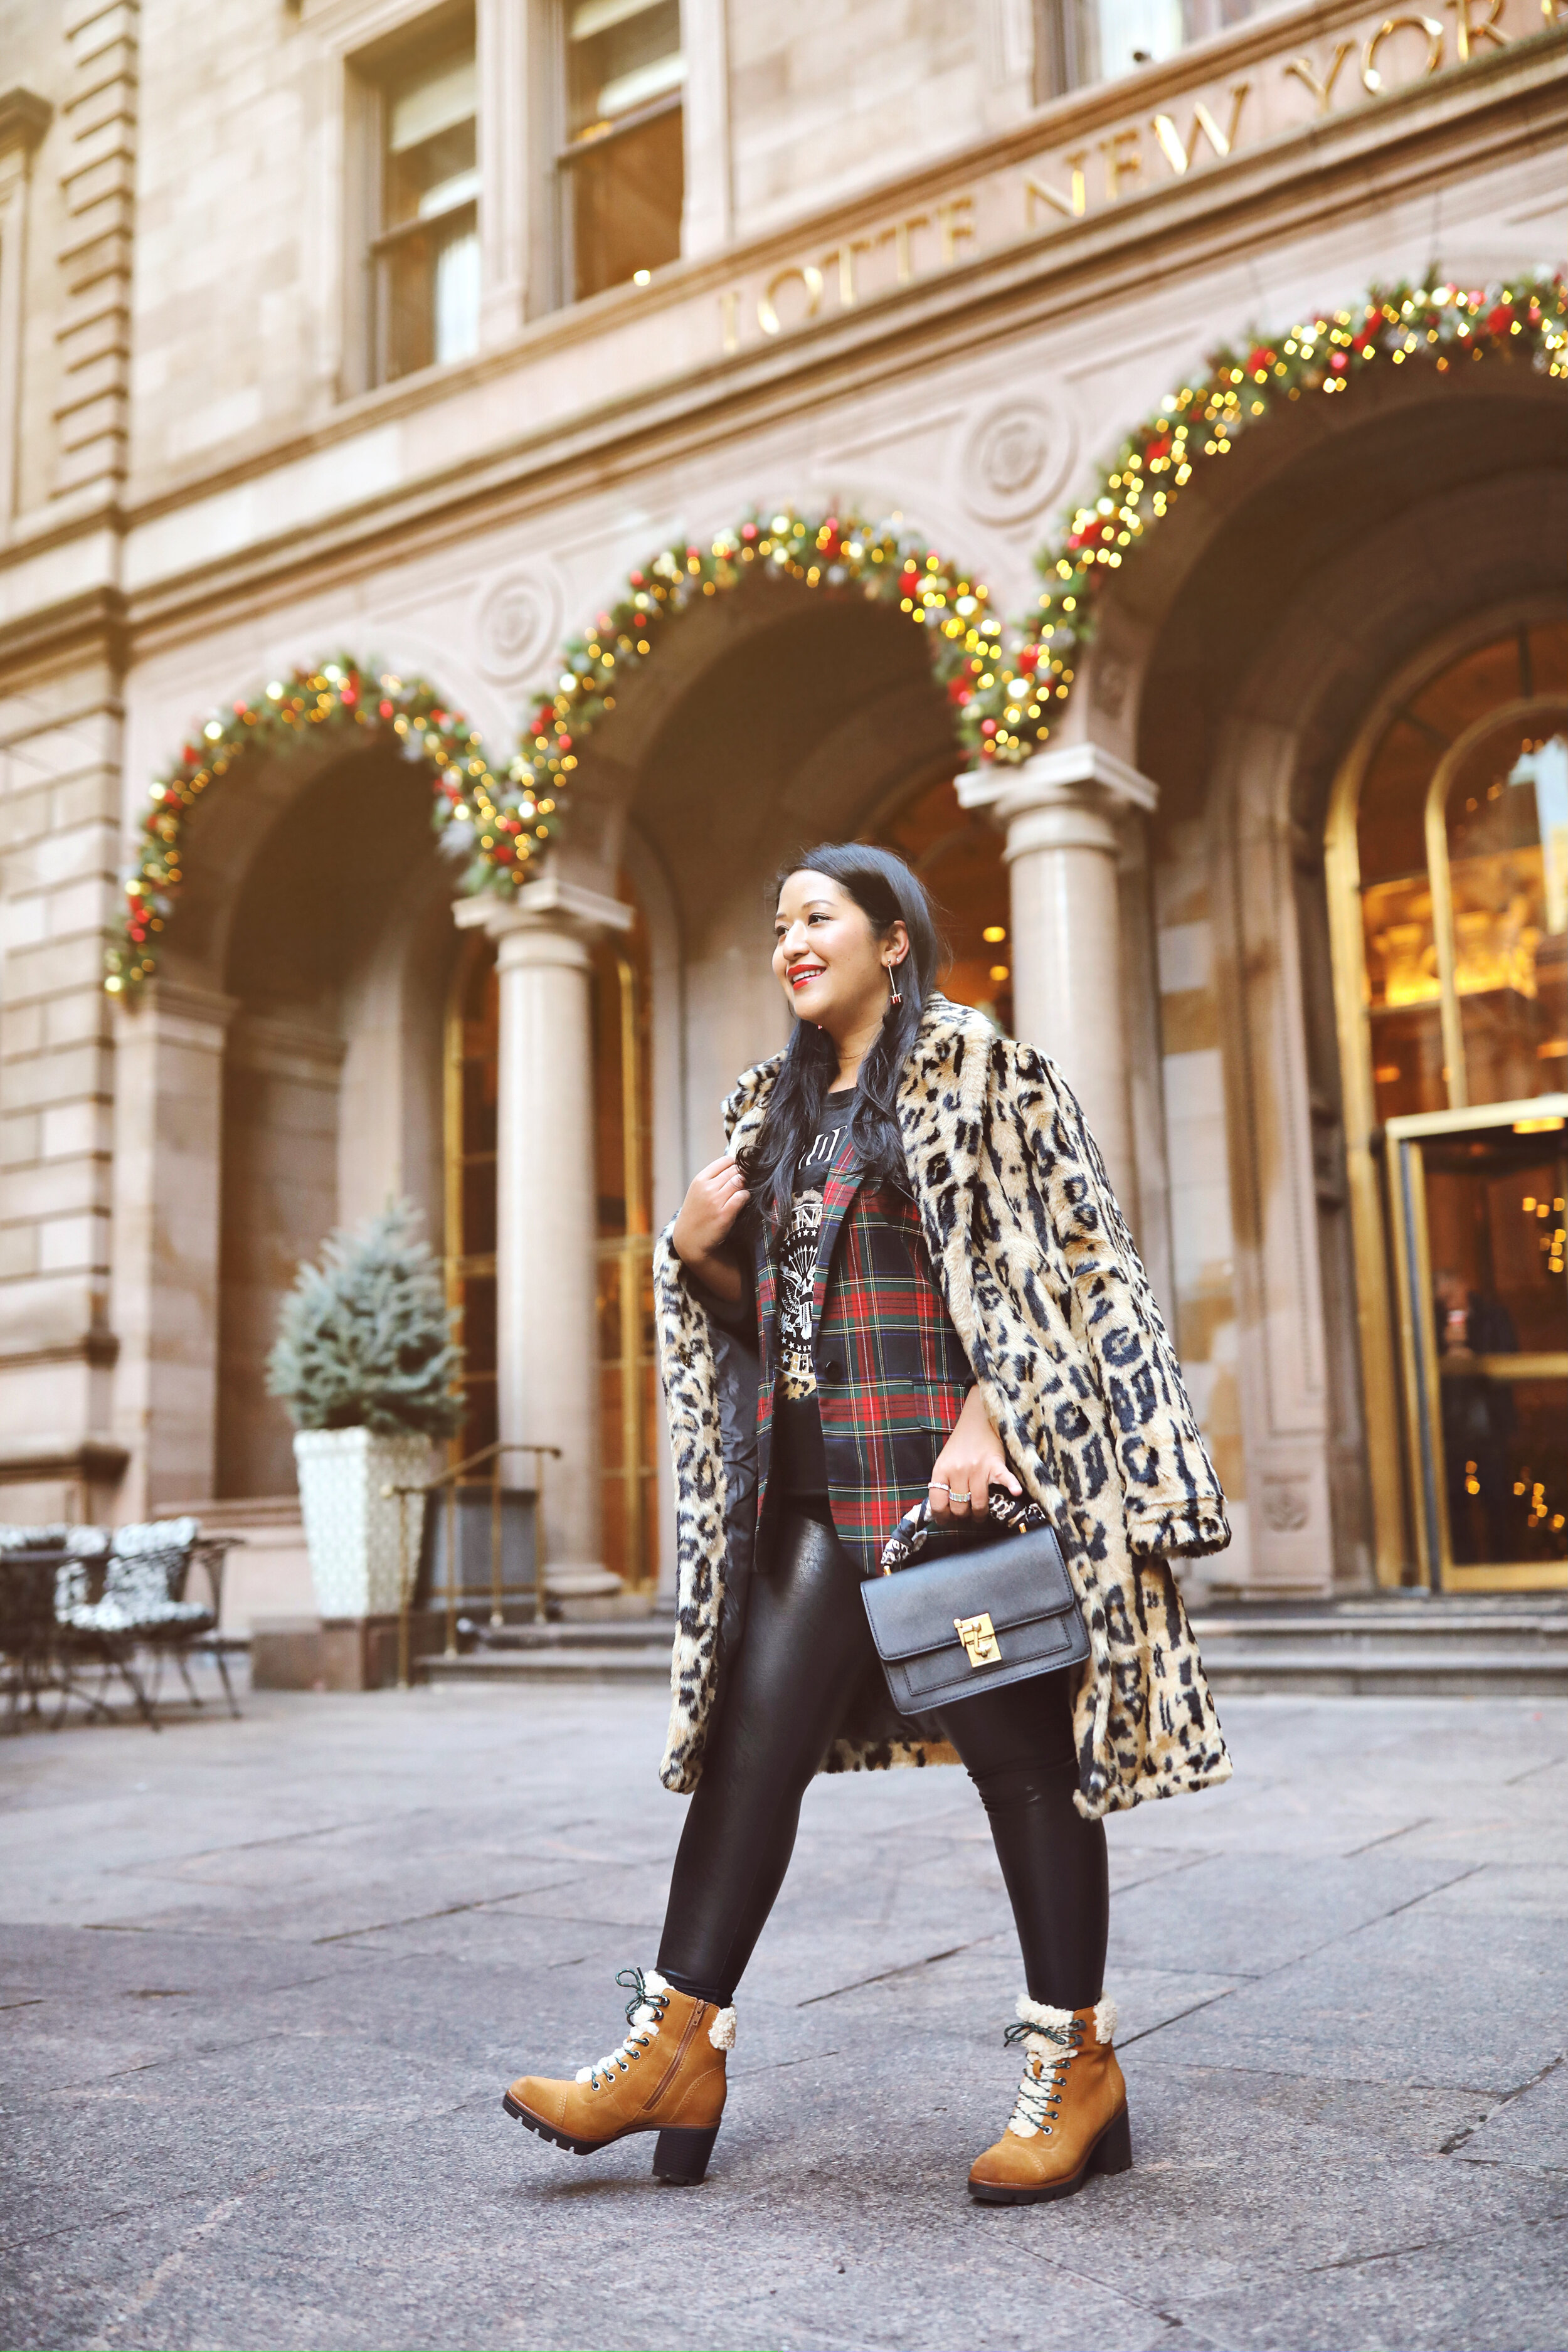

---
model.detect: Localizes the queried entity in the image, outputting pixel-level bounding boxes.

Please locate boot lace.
[1001,2015,1083,2138]
[576,1968,670,2090]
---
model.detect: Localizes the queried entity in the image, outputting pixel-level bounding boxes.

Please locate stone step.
[1191,1613,1568,1653]
[1201,1649,1568,1697]
[457,1615,674,1651]
[422,1647,669,1683]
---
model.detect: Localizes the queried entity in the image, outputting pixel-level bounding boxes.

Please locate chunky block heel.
[1090,2105,1132,2175]
[652,2124,719,2185]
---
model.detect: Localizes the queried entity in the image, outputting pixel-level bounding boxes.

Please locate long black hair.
[742,842,944,1231]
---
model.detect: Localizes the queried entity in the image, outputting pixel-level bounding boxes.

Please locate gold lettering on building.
[1150,82,1251,172]
[1025,155,1089,220]
[713,0,1525,353]
[834,236,876,307]
[937,194,978,265]
[881,214,930,285]
[1284,40,1357,111]
[1361,13,1445,90]
[1098,125,1144,200]
[1444,0,1508,55]
[757,262,825,336]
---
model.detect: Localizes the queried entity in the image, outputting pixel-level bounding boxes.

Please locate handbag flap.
[865,1527,1078,1663]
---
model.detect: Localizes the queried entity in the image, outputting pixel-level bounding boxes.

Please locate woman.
[504,844,1231,2203]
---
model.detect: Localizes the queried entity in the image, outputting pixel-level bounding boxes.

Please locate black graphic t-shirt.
[774,1091,856,1503]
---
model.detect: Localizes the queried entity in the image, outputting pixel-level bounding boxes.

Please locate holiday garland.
[107,279,1568,993]
[967,274,1568,768]
[485,511,1000,893]
[106,659,518,993]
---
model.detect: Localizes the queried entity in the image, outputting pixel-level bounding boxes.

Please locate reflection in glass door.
[1387,1102,1568,1589]
[1327,612,1568,1584]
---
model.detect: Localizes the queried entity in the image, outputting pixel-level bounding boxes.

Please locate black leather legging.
[658,1511,1109,2010]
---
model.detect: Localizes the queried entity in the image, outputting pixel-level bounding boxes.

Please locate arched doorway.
[1327,610,1568,1589]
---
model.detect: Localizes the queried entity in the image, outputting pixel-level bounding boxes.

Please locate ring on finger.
[950,1490,972,1509]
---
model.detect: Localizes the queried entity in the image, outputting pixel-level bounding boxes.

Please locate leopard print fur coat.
[652,993,1232,1820]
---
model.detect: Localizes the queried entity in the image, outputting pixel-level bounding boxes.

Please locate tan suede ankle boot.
[504,1968,734,2185]
[968,1994,1130,2205]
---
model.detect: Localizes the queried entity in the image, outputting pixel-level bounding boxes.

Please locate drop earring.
[886,963,903,1009]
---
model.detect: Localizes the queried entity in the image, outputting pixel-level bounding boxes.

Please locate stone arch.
[499,511,1001,904]
[965,277,1565,776]
[109,663,494,1512]
[107,657,512,994]
[1109,340,1567,1596]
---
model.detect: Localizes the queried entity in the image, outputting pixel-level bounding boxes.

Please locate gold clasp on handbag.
[953,1611,1001,1668]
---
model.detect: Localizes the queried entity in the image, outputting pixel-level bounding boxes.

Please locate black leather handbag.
[859,1490,1088,1717]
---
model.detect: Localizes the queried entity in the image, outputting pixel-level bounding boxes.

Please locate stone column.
[454,879,632,1581]
[110,981,238,1517]
[960,744,1157,1219]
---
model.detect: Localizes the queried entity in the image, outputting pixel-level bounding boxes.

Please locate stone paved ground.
[1,1675,1565,2352]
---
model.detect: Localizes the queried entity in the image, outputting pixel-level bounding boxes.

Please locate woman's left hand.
[928,1387,1021,1527]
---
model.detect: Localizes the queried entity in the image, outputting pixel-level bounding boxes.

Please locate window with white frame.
[558,0,685,304]
[1034,0,1291,92]
[369,31,480,383]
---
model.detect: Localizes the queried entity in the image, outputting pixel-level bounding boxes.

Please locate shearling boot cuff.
[1014,1993,1117,2045]
[708,2005,737,2050]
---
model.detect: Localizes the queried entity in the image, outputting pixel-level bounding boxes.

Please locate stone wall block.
[56,352,127,413]
[56,289,132,353]
[6,933,120,1005]
[55,400,129,468]
[0,1041,110,1112]
[1,1003,45,1058]
[54,0,137,493]
[45,988,114,1053]
[0,1226,39,1280]
[58,213,135,288]
[40,1099,115,1161]
[0,1115,42,1171]
[0,788,55,853]
[63,66,140,136]
[38,1210,110,1273]
[1,1158,106,1221]
[61,115,136,183]
[59,150,135,216]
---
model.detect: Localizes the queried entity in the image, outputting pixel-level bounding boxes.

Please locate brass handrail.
[385,1439,562,1687]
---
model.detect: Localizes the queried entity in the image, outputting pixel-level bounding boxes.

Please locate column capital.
[956,741,1159,824]
[453,874,635,958]
[121,980,240,1051]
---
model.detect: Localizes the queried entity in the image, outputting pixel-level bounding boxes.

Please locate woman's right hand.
[672,1153,749,1298]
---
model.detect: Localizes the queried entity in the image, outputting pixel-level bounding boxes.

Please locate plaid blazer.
[750,1162,976,1573]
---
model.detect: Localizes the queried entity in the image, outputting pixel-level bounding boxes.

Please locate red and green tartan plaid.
[753,1162,975,1573]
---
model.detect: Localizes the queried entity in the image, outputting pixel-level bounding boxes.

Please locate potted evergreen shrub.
[268,1201,464,1623]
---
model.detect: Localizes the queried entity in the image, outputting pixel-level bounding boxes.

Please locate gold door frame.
[1385,1096,1568,1592]
[443,924,497,1459]
[595,947,657,1590]
[1324,595,1567,1585]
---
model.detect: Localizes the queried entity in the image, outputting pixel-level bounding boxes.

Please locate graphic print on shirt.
[778,1107,853,1401]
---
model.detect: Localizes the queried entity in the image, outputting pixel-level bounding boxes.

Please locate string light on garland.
[105,659,516,995]
[490,510,1001,882]
[967,273,1568,768]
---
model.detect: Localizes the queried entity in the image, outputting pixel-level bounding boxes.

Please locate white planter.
[292,1427,433,1620]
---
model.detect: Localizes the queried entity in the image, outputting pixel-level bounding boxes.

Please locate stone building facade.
[1,0,1564,1635]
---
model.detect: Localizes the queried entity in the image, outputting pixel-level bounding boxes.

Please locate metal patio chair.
[55,1519,211,1729]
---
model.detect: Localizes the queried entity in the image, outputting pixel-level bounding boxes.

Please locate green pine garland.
[494,509,1000,872]
[106,658,520,995]
[107,278,1567,998]
[965,275,1568,768]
